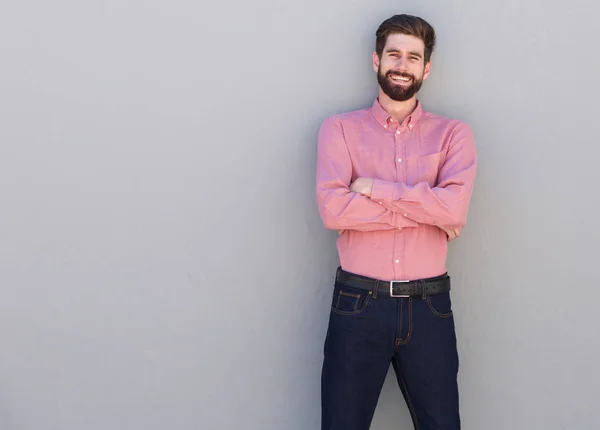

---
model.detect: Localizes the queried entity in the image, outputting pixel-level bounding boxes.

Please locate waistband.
[335,267,450,298]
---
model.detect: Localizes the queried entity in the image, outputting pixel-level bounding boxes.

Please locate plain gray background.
[1,0,599,429]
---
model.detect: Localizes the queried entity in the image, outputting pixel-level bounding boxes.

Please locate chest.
[346,126,446,187]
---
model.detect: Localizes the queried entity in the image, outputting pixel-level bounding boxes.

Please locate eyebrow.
[385,49,422,59]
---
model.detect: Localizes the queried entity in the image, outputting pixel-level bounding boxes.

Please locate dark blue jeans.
[321,270,460,430]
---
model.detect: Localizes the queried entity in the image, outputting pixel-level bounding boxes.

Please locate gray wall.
[1,1,599,429]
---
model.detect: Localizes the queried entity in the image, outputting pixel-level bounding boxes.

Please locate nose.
[396,56,410,71]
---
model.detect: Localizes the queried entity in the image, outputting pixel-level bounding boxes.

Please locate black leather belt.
[335,267,450,298]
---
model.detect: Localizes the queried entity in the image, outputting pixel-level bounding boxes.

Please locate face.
[373,33,432,102]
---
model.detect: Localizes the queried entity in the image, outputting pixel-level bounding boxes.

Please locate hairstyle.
[375,14,436,63]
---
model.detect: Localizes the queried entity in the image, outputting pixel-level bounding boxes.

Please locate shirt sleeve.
[370,122,477,229]
[316,116,419,232]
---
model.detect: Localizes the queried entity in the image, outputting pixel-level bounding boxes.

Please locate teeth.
[391,76,410,82]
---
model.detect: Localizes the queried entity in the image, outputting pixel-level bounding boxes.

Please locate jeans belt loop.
[373,280,379,299]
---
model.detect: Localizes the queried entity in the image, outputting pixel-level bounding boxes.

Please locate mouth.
[389,74,413,86]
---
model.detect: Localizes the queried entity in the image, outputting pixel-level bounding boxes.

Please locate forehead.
[383,33,425,54]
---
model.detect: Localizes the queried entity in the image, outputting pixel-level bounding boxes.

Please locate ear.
[423,60,432,80]
[372,51,380,73]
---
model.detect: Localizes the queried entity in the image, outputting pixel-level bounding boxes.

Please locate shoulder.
[422,110,472,133]
[421,110,475,148]
[319,106,372,130]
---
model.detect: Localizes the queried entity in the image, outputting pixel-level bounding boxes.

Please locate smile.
[390,75,411,82]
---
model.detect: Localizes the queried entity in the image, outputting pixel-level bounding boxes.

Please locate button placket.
[393,124,407,277]
[395,126,407,184]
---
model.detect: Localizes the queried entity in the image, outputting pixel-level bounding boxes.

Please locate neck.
[377,90,418,124]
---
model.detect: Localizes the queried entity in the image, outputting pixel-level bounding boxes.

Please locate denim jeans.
[321,269,460,430]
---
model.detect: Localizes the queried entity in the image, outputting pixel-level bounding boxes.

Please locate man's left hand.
[349,177,374,197]
[439,226,461,242]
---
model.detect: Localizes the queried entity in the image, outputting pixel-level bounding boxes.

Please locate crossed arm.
[316,116,477,240]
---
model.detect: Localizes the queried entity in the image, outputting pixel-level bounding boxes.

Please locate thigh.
[321,282,394,430]
[392,294,460,430]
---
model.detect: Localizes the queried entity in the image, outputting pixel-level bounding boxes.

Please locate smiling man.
[316,14,477,430]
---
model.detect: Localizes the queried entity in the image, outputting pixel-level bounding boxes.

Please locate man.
[315,14,477,430]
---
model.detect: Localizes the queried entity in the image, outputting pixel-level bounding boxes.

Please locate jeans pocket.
[426,292,453,318]
[330,283,372,316]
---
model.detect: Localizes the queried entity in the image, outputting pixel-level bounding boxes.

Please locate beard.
[377,66,424,102]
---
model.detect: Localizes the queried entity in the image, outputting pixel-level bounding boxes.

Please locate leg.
[392,293,460,430]
[321,282,394,430]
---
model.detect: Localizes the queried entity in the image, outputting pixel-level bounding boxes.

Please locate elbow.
[447,211,467,229]
[317,200,341,230]
[321,211,341,230]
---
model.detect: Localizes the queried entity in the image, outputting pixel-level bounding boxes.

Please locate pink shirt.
[316,99,477,281]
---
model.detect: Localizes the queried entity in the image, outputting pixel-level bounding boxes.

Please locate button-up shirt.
[316,99,477,281]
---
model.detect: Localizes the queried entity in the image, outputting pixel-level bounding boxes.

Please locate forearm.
[371,180,472,228]
[317,186,419,231]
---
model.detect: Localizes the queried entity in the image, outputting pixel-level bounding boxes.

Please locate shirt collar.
[371,98,424,131]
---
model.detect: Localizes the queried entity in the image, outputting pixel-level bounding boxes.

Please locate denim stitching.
[339,290,361,311]
[395,297,403,349]
[331,291,372,316]
[397,298,413,346]
[339,290,360,299]
[426,295,453,318]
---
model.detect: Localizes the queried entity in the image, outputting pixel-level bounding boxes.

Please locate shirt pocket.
[406,151,444,186]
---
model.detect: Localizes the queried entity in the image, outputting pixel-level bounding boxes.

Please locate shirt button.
[403,213,407,217]
[396,130,401,135]
[398,227,402,230]
[384,124,387,128]
[378,202,382,205]
[397,158,402,162]
[409,124,414,129]
[395,259,400,263]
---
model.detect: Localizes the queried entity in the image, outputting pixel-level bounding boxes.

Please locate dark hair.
[375,14,436,63]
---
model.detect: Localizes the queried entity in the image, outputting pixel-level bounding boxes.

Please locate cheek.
[412,66,426,79]
[380,61,398,75]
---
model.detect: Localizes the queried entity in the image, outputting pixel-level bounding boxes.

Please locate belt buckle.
[390,280,410,298]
